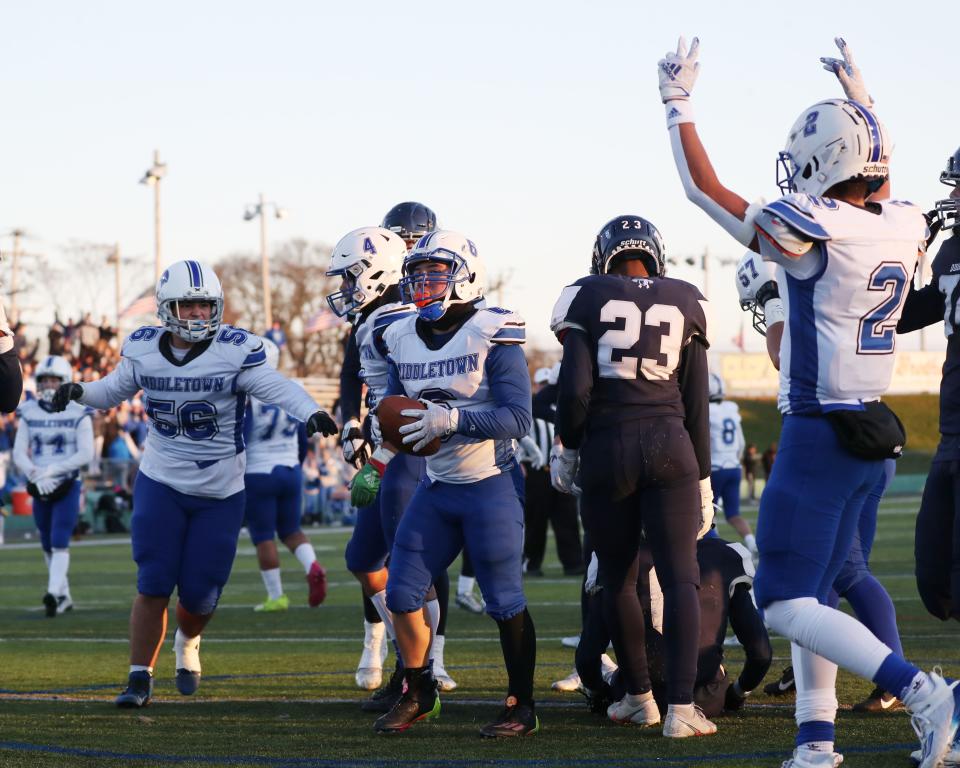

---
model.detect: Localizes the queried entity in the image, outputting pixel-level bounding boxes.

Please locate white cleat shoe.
[909,672,960,768]
[355,620,386,691]
[551,668,582,693]
[455,591,485,614]
[662,704,717,738]
[55,595,74,614]
[607,692,660,726]
[560,635,580,649]
[781,748,843,767]
[600,653,618,685]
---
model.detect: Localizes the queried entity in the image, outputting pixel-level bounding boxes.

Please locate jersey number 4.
[597,300,684,381]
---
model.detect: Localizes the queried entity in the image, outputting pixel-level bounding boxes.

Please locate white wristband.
[371,445,395,465]
[448,407,460,434]
[665,99,695,129]
[763,298,785,328]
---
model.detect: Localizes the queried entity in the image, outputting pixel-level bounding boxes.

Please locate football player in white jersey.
[657,36,956,768]
[52,259,337,708]
[14,355,93,616]
[243,338,327,612]
[371,231,537,737]
[706,373,755,557]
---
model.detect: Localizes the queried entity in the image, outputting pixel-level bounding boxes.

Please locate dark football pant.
[915,456,960,621]
[578,417,701,705]
[523,467,583,572]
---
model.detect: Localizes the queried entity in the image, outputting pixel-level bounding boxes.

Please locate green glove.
[351,461,384,508]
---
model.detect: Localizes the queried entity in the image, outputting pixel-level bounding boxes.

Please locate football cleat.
[456,591,485,614]
[480,697,539,738]
[433,664,458,692]
[176,669,201,696]
[306,562,327,607]
[356,620,387,691]
[909,743,960,766]
[908,671,960,768]
[551,668,582,693]
[174,630,201,696]
[781,748,844,767]
[560,635,580,649]
[600,653,619,684]
[764,665,796,697]
[43,592,57,618]
[853,686,904,713]
[254,594,289,612]
[374,673,440,734]
[581,682,616,715]
[116,670,153,708]
[607,692,660,726]
[362,664,405,713]
[662,704,717,738]
[56,595,73,614]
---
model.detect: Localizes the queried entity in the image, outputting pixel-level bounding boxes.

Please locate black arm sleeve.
[339,327,363,422]
[556,330,594,449]
[898,280,945,334]
[0,348,23,413]
[531,383,558,423]
[728,583,772,693]
[678,338,711,480]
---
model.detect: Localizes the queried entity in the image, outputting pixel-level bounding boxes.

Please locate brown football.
[376,395,442,457]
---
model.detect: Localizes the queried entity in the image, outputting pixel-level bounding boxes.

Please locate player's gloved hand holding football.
[350,446,394,508]
[657,35,700,103]
[820,37,872,107]
[340,418,369,468]
[306,410,338,438]
[399,400,458,454]
[550,444,579,495]
[52,383,83,412]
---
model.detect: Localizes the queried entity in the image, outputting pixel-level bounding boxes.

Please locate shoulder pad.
[213,326,266,369]
[474,307,525,345]
[726,541,755,597]
[370,302,418,332]
[121,326,163,358]
[761,196,831,243]
[550,284,586,337]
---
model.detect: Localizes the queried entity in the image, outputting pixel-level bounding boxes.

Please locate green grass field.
[0,496,954,767]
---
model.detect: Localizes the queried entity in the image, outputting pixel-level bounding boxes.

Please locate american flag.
[120,288,156,321]
[731,316,746,352]
[303,308,345,334]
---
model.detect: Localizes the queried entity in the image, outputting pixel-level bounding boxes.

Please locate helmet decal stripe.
[850,101,882,163]
[186,260,202,288]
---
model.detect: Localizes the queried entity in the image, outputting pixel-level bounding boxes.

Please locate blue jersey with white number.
[245,395,303,474]
[757,194,927,414]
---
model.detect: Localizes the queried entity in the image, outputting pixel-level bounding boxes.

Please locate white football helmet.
[736,251,780,337]
[777,99,890,197]
[156,260,224,343]
[399,230,486,321]
[261,337,280,369]
[35,355,73,403]
[325,227,408,318]
[708,372,725,403]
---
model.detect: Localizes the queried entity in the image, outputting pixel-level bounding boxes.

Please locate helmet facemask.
[399,250,474,322]
[159,298,223,343]
[326,261,370,317]
[37,375,63,404]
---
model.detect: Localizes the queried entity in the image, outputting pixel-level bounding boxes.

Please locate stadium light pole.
[243,194,288,330]
[106,243,121,328]
[139,150,167,284]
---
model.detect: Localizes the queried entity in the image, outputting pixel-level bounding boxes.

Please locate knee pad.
[795,688,838,727]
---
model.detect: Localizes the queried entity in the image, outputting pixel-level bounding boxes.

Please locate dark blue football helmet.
[591,215,666,277]
[936,147,960,231]
[381,202,437,247]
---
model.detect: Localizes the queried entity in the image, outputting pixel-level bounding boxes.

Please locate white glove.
[584,552,601,595]
[340,418,369,467]
[550,444,579,495]
[698,477,715,539]
[34,474,61,496]
[399,400,458,453]
[518,434,545,470]
[820,37,872,107]
[658,35,700,103]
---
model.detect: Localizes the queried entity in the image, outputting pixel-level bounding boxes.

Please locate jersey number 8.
[597,300,684,381]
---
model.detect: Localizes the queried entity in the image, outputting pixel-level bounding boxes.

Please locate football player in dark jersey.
[550,215,715,738]
[897,148,960,623]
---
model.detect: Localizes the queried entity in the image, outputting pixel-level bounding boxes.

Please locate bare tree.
[216,238,349,377]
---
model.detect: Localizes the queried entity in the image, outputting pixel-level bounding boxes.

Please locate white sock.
[43,551,51,570]
[293,543,317,574]
[432,633,446,670]
[744,534,757,553]
[369,590,396,640]
[130,664,153,675]
[260,568,284,601]
[174,628,201,673]
[48,549,69,596]
[457,575,476,596]
[799,742,835,755]
[902,672,934,709]
[425,598,440,641]
[764,597,891,681]
[667,703,695,717]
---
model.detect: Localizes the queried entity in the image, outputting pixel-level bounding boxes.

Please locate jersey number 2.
[597,300,683,381]
[858,262,908,354]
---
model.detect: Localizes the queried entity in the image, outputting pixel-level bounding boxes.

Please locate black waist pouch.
[825,401,906,460]
[27,477,75,502]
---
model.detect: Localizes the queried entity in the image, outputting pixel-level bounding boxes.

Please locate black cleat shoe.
[763,665,795,697]
[581,683,616,715]
[480,697,539,738]
[115,671,153,708]
[374,688,441,733]
[43,592,57,618]
[852,686,904,713]
[362,664,405,713]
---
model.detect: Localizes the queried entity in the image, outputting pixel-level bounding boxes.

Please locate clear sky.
[1,0,955,352]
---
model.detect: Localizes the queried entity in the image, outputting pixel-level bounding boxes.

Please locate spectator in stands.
[77,314,99,357]
[762,442,777,480]
[302,444,322,525]
[264,321,287,352]
[99,414,140,491]
[743,443,761,502]
[99,316,116,345]
[48,317,66,356]
[125,401,149,449]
